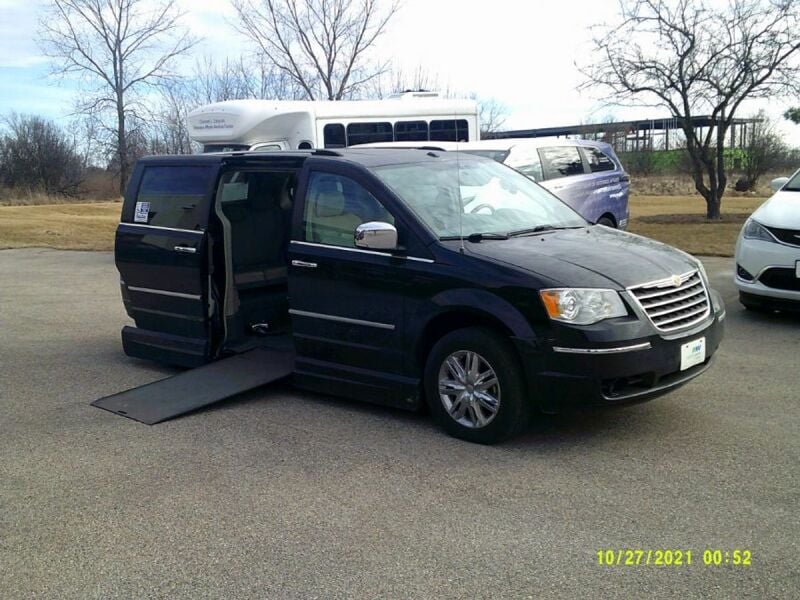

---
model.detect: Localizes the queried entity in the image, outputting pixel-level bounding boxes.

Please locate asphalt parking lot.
[1,248,798,599]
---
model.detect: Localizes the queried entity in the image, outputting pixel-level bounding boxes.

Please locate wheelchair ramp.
[92,348,293,425]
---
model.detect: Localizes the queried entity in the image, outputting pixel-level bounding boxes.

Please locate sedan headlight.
[539,288,627,325]
[742,219,775,243]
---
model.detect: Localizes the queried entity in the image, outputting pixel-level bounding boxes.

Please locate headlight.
[742,219,774,242]
[539,288,627,325]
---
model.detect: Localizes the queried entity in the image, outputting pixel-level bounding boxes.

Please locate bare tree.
[187,55,306,105]
[581,0,800,218]
[39,0,198,195]
[737,111,787,191]
[0,113,86,197]
[366,63,441,99]
[231,0,400,101]
[150,81,195,155]
[477,98,509,137]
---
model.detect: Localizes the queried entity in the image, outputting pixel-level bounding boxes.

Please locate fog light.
[736,264,754,282]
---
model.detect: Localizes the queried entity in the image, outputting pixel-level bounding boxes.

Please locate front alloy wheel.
[438,350,501,428]
[424,327,530,444]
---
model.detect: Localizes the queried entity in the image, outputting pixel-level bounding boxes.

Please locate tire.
[424,327,530,444]
[597,216,616,228]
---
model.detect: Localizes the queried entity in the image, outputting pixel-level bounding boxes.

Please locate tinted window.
[134,166,214,229]
[395,120,429,141]
[346,122,393,146]
[323,123,346,148]
[304,172,394,247]
[430,119,469,142]
[505,147,544,182]
[584,147,616,173]
[540,146,585,179]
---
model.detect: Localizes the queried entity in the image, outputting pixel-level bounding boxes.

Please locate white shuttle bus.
[187,92,479,152]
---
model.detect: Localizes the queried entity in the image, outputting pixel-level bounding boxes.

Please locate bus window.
[430,119,469,142]
[346,122,393,146]
[395,120,429,141]
[203,144,250,153]
[324,123,346,148]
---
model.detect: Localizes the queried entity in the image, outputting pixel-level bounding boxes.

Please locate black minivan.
[115,149,724,443]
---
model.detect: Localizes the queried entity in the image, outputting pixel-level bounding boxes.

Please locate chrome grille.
[628,271,710,332]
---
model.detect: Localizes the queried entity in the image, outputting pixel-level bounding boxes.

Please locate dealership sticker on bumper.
[680,337,706,371]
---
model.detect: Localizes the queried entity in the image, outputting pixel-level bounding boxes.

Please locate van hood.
[751,190,800,229]
[463,226,700,289]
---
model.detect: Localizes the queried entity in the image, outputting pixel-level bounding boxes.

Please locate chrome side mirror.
[354,221,397,250]
[770,177,789,192]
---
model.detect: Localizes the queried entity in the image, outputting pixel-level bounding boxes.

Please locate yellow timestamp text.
[596,549,752,567]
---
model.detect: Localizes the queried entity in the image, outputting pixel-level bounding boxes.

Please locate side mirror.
[770,177,789,192]
[354,221,398,250]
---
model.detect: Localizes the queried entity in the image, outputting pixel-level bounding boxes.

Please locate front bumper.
[735,235,800,303]
[514,297,726,414]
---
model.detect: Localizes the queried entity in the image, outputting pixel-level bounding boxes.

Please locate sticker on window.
[134,201,150,223]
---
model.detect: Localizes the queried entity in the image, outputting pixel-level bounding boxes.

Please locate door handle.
[174,245,196,254]
[291,259,317,268]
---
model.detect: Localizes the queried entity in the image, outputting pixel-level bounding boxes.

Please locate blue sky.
[1,0,798,144]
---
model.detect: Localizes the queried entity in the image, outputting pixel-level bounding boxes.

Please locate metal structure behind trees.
[484,115,760,154]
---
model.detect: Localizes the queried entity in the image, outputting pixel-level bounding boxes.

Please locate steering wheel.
[469,203,495,215]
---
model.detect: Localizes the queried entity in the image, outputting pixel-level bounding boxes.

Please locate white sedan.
[735,169,800,311]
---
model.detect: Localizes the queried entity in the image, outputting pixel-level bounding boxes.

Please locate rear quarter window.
[540,146,585,179]
[132,165,215,230]
[583,147,617,173]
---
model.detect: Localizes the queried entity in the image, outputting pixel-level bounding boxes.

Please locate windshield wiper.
[440,232,509,242]
[507,225,556,236]
[507,225,585,237]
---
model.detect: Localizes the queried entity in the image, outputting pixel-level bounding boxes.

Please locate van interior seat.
[230,174,288,289]
[308,178,362,246]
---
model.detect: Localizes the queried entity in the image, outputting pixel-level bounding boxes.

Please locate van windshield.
[783,170,800,192]
[373,158,586,238]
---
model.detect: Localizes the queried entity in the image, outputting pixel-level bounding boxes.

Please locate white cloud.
[0,0,797,144]
[0,0,46,68]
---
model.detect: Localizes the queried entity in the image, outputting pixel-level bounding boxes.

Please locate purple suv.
[462,138,630,229]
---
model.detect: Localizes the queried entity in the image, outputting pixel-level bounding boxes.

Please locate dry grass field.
[0,203,121,251]
[0,194,768,256]
[627,194,765,256]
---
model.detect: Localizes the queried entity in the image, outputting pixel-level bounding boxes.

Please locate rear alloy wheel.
[425,327,529,444]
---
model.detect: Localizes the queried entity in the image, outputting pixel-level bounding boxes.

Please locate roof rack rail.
[312,149,343,157]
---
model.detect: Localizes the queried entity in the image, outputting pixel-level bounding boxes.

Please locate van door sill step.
[91,348,294,425]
